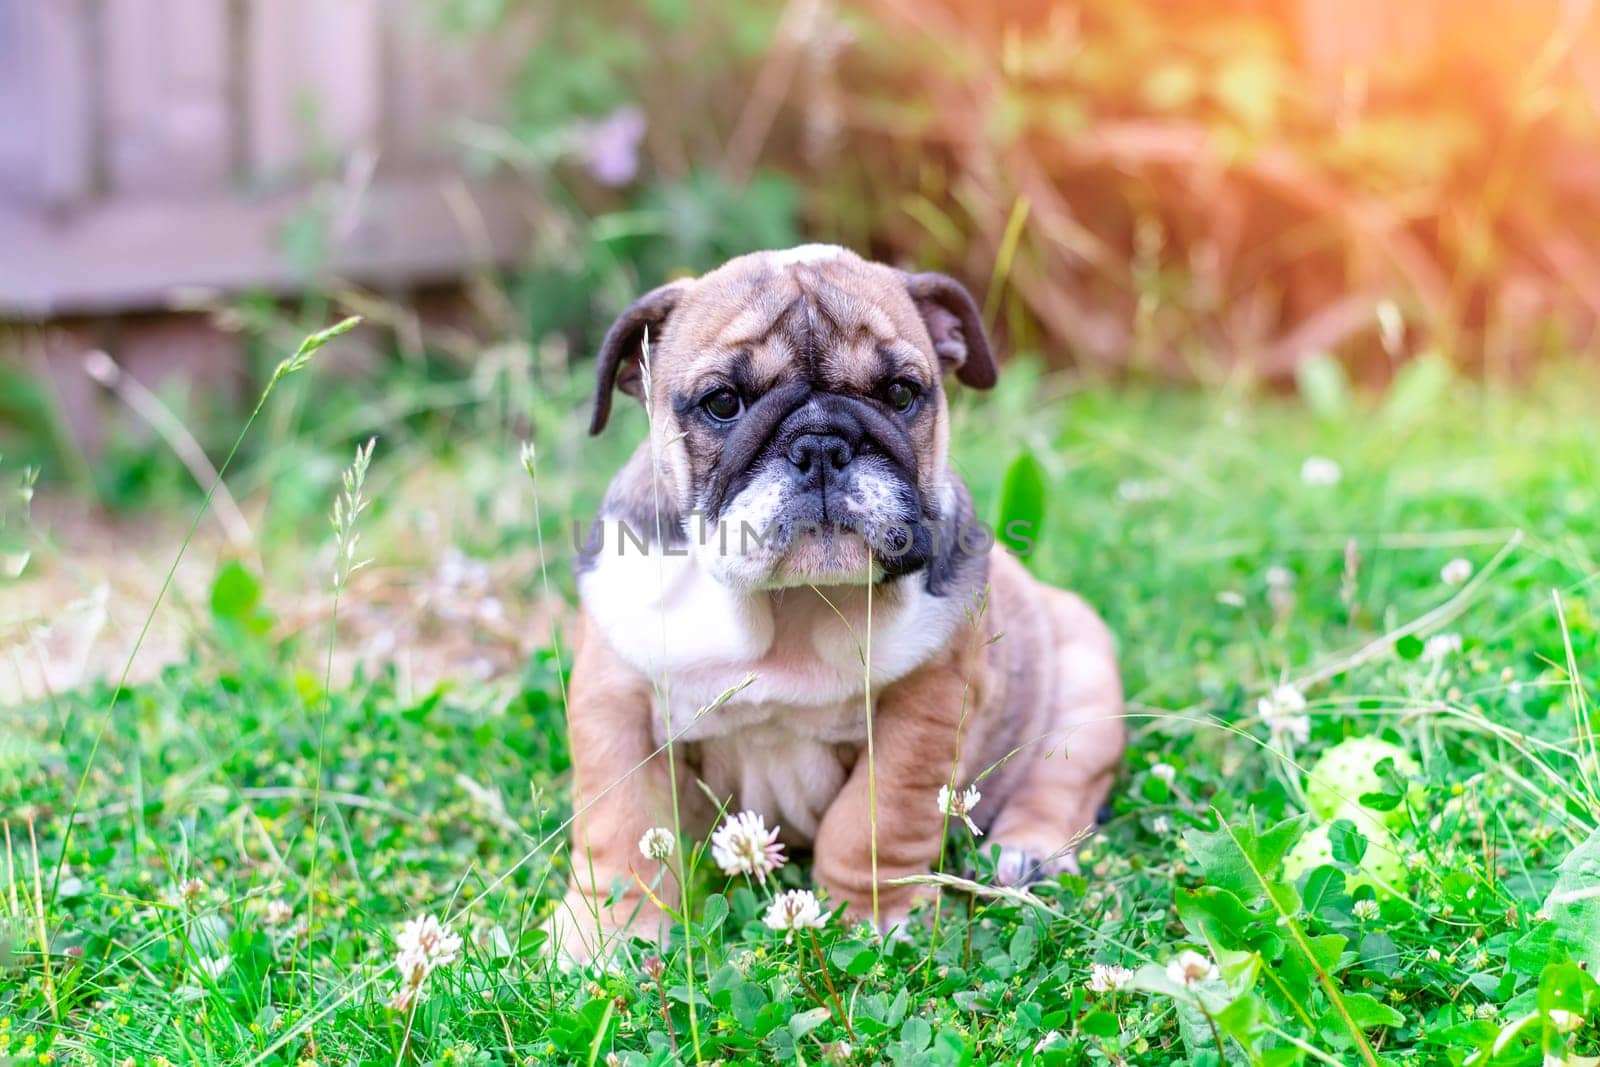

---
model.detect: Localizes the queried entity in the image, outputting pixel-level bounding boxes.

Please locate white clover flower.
[1086,963,1134,993]
[1151,815,1173,835]
[164,877,209,910]
[194,953,231,981]
[1549,1008,1584,1034]
[638,827,677,862]
[1441,558,1473,586]
[1150,763,1177,784]
[1423,633,1462,662]
[762,889,827,943]
[1473,1002,1498,1021]
[938,783,983,836]
[1258,684,1311,746]
[1353,898,1381,922]
[1117,479,1171,503]
[265,899,293,926]
[1301,457,1342,487]
[711,811,787,883]
[1033,1030,1065,1053]
[390,913,463,1011]
[1166,949,1219,987]
[1265,566,1295,590]
[1425,947,1442,962]
[397,913,463,970]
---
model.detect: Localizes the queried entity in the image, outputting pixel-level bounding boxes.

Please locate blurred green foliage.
[439,0,801,348]
[9,0,1596,510]
[452,0,1599,382]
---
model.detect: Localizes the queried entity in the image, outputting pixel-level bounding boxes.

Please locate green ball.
[1282,822,1336,882]
[1282,814,1409,898]
[1304,737,1422,828]
[1332,804,1409,895]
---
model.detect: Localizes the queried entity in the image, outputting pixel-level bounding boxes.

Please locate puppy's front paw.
[988,842,1080,887]
[544,896,605,968]
[544,891,663,968]
[819,880,934,942]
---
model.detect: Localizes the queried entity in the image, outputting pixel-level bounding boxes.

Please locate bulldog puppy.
[550,245,1123,960]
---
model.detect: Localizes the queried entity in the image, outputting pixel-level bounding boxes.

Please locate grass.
[5,348,1600,1066]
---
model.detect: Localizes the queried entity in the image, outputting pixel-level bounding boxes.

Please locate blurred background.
[1,0,1598,697]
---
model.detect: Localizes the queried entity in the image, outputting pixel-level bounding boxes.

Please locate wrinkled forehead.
[662,254,937,392]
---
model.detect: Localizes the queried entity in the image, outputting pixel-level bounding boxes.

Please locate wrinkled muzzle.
[697,385,932,587]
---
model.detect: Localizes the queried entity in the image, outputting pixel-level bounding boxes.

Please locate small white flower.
[1353,898,1380,922]
[396,913,463,971]
[1405,851,1427,871]
[1116,479,1171,503]
[1151,815,1173,835]
[1423,633,1463,662]
[937,783,983,836]
[1425,947,1442,962]
[194,953,231,981]
[762,889,827,943]
[1473,1002,1498,1021]
[1167,949,1219,987]
[1087,963,1134,993]
[1441,558,1473,586]
[638,827,677,862]
[1258,684,1311,745]
[1150,763,1177,784]
[165,877,209,910]
[711,811,787,883]
[389,912,462,1010]
[265,899,293,926]
[1033,1030,1065,1053]
[1265,565,1295,589]
[1301,456,1342,487]
[1549,1008,1584,1034]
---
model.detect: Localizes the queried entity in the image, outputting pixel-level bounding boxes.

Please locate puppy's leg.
[813,639,986,932]
[987,589,1124,885]
[549,612,682,962]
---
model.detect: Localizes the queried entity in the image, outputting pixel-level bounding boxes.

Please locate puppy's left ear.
[589,279,691,435]
[903,272,997,389]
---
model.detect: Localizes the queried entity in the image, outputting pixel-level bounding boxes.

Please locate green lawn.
[7,354,1600,1066]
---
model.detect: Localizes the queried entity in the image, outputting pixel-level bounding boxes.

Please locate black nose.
[787,433,854,482]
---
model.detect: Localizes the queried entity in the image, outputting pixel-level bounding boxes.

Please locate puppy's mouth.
[699,389,932,588]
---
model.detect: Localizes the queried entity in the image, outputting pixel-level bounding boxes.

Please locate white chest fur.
[578,547,965,840]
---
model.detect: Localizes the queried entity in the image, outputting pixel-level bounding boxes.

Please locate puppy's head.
[590,245,996,589]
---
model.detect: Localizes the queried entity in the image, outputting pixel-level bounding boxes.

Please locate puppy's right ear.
[589,280,690,435]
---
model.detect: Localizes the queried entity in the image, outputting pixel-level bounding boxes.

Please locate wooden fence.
[0,0,531,319]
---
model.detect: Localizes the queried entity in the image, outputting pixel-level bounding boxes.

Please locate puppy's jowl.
[552,245,1125,960]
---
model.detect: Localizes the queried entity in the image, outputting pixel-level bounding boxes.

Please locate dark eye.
[702,388,743,422]
[885,380,919,414]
